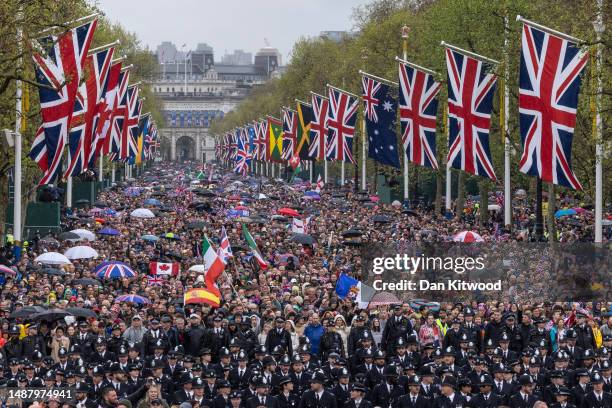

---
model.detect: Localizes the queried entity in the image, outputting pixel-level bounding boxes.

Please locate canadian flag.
[149,262,180,276]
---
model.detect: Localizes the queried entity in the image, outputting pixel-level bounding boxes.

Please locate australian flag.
[362,76,400,168]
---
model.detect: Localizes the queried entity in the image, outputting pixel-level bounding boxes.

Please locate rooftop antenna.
[264,38,270,47]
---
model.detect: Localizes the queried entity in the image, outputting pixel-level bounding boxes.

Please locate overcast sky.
[95,0,371,62]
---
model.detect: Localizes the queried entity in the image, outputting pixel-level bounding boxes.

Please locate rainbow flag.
[184,287,220,307]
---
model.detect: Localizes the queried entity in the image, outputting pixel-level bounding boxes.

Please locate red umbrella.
[228,195,241,201]
[235,205,249,211]
[453,231,484,242]
[278,208,300,217]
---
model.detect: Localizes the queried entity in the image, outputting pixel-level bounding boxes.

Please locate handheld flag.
[184,287,220,307]
[242,224,268,269]
[202,235,225,295]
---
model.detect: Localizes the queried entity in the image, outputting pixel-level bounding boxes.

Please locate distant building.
[320,31,348,42]
[152,42,283,163]
[221,49,253,65]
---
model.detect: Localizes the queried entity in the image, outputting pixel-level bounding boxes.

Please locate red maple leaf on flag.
[159,264,170,271]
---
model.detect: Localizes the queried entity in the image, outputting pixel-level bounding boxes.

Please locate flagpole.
[444,105,452,211]
[13,6,23,244]
[593,0,604,243]
[402,26,410,204]
[341,161,345,186]
[111,163,116,183]
[503,13,512,227]
[66,176,73,208]
[98,155,104,182]
[361,113,367,191]
[324,160,328,184]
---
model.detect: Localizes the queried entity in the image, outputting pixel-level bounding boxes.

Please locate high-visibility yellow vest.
[436,319,448,336]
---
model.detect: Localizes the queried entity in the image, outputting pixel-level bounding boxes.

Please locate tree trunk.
[435,168,443,214]
[480,180,489,226]
[547,182,557,242]
[456,171,465,219]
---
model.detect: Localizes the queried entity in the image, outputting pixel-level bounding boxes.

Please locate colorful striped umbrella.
[452,231,484,242]
[115,294,150,304]
[0,265,16,275]
[94,261,136,279]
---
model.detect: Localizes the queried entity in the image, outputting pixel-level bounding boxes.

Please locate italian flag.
[202,236,225,295]
[184,287,220,307]
[242,223,268,270]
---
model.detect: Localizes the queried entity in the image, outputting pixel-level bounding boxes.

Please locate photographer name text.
[372,279,502,291]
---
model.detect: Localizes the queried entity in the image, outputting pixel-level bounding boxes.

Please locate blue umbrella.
[94,261,136,279]
[304,191,319,196]
[115,294,151,304]
[555,208,577,218]
[142,234,160,242]
[104,208,117,216]
[144,198,162,207]
[97,227,121,236]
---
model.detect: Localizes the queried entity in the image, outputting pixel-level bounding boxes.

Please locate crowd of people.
[0,161,610,408]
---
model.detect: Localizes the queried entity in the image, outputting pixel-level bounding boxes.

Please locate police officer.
[469,374,503,408]
[398,375,431,408]
[382,305,413,354]
[345,383,372,408]
[370,365,404,408]
[550,387,576,408]
[277,376,299,408]
[246,376,280,408]
[298,371,337,408]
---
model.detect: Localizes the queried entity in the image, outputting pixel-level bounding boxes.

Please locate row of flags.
[216,18,588,190]
[27,16,160,185]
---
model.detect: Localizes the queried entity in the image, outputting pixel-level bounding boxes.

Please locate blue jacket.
[304,324,325,355]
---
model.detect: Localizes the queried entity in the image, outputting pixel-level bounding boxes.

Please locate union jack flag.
[308,93,329,160]
[518,22,588,190]
[119,86,139,160]
[128,98,143,162]
[251,122,260,160]
[66,47,115,177]
[233,129,250,176]
[445,48,497,180]
[257,120,267,160]
[399,61,442,169]
[97,61,122,157]
[110,69,130,161]
[362,76,382,122]
[147,275,164,286]
[282,108,298,160]
[28,19,97,185]
[218,226,233,264]
[326,87,358,164]
[230,130,238,160]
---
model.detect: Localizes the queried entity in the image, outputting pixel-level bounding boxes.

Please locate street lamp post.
[593,0,604,243]
[402,25,410,205]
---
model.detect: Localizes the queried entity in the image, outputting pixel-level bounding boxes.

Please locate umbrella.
[332,192,345,198]
[342,240,362,247]
[98,227,121,236]
[144,198,162,207]
[231,244,248,252]
[75,199,90,206]
[363,202,376,208]
[572,207,587,214]
[250,216,267,224]
[94,261,136,279]
[409,299,441,312]
[115,294,151,304]
[130,208,155,218]
[515,189,527,198]
[162,232,180,240]
[369,196,380,202]
[40,235,60,246]
[93,201,108,208]
[188,265,206,273]
[304,191,320,197]
[124,187,141,197]
[31,309,71,322]
[58,232,82,242]
[271,215,288,222]
[41,267,66,276]
[9,306,47,319]
[72,278,101,286]
[66,307,97,318]
[555,208,577,218]
[278,208,300,217]
[0,265,17,275]
[186,221,208,229]
[453,231,484,242]
[401,210,419,217]
[195,190,216,197]
[257,193,268,199]
[487,204,501,211]
[64,245,99,260]
[342,228,363,238]
[88,208,104,215]
[291,233,315,245]
[602,219,612,226]
[371,215,392,223]
[70,229,96,241]
[35,252,72,265]
[142,234,160,242]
